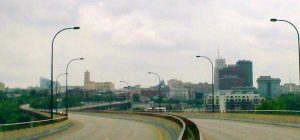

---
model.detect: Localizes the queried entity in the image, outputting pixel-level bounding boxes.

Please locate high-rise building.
[40,77,60,89]
[0,82,5,91]
[236,60,253,87]
[257,76,281,99]
[83,70,115,91]
[40,77,51,89]
[218,60,253,90]
[214,58,226,91]
[84,70,90,83]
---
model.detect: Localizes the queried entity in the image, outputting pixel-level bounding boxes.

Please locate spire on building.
[218,44,220,58]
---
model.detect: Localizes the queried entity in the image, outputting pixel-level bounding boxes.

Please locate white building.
[280,83,300,93]
[169,88,189,100]
[204,90,264,112]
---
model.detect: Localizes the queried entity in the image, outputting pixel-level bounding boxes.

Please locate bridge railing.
[166,109,300,115]
[0,116,68,132]
[226,110,300,115]
[0,105,71,140]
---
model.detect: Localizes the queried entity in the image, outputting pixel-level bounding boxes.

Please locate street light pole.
[55,73,66,113]
[270,18,300,84]
[50,26,80,119]
[120,81,130,111]
[196,56,215,112]
[148,72,162,112]
[65,58,84,116]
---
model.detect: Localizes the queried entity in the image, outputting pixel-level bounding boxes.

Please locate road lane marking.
[154,126,163,140]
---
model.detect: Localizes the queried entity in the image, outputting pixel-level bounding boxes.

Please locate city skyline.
[1,1,300,88]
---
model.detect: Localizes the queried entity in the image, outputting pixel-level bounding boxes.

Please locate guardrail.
[0,105,71,140]
[226,110,300,115]
[0,116,68,132]
[167,109,300,115]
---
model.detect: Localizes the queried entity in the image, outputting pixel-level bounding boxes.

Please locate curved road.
[43,112,174,140]
[192,118,300,140]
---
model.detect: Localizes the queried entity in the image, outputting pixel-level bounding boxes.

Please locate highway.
[43,112,178,140]
[191,118,300,140]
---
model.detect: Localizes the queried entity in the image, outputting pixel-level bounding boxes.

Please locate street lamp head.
[196,55,202,58]
[73,27,80,29]
[148,72,152,74]
[270,18,278,22]
[79,58,84,60]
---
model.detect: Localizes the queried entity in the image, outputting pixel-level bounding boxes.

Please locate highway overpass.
[42,111,300,140]
[2,106,300,140]
[43,112,182,140]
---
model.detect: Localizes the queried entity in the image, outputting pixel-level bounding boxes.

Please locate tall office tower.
[236,60,253,87]
[257,76,281,99]
[84,71,90,82]
[214,58,226,91]
[84,70,90,87]
[219,60,253,90]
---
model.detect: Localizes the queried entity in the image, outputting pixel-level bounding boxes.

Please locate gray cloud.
[1,0,300,88]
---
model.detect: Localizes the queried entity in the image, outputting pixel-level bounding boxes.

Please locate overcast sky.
[1,0,300,89]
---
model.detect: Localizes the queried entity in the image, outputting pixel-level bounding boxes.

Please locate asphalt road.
[191,118,300,140]
[43,112,174,140]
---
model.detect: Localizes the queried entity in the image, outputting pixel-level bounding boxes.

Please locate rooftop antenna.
[218,44,220,58]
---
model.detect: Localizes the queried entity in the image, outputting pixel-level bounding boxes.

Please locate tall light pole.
[196,56,215,112]
[148,72,162,112]
[50,26,80,119]
[270,18,300,84]
[55,73,66,113]
[65,58,84,116]
[120,81,130,110]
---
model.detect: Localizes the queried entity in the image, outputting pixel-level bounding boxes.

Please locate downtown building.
[203,59,260,112]
[169,88,190,100]
[280,83,300,93]
[40,77,60,90]
[84,71,115,91]
[214,57,226,91]
[204,90,264,112]
[218,60,253,90]
[257,76,281,99]
[167,79,212,100]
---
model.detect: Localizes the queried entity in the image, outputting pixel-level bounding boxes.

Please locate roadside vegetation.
[257,93,300,110]
[0,89,125,124]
